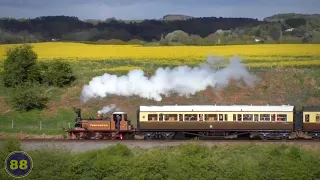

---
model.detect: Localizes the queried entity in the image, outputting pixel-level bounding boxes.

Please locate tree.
[3,44,40,87]
[7,82,49,111]
[40,61,76,87]
[165,30,189,44]
[187,34,205,45]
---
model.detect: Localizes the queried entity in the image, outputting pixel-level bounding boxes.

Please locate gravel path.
[0,140,318,153]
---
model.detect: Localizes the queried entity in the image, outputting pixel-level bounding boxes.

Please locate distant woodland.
[0,13,320,45]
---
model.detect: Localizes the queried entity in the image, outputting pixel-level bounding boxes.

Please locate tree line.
[0,14,319,45]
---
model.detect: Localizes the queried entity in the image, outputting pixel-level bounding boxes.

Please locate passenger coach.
[302,106,320,139]
[137,105,295,140]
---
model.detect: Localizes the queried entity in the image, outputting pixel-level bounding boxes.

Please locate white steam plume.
[81,55,258,103]
[97,104,117,114]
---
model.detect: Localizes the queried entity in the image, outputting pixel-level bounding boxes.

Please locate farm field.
[0,43,320,68]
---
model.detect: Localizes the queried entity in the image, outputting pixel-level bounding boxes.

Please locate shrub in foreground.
[0,142,320,180]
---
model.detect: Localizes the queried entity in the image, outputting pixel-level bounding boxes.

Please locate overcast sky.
[0,0,319,20]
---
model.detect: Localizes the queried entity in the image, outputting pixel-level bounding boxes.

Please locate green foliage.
[285,18,307,28]
[3,44,40,87]
[0,143,318,180]
[39,61,76,87]
[0,137,21,161]
[7,82,49,111]
[26,148,75,180]
[1,44,76,111]
[0,137,22,180]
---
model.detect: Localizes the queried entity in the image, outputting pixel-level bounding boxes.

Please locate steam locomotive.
[66,104,320,140]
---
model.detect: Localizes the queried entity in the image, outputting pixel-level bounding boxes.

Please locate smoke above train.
[80,55,258,103]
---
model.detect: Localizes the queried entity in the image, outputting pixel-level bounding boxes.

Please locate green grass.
[0,138,320,180]
[0,109,75,135]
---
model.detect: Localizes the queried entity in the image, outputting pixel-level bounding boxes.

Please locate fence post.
[40,121,42,130]
[12,119,14,129]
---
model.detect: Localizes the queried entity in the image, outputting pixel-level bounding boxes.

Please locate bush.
[39,61,76,87]
[0,138,22,180]
[3,44,40,87]
[0,144,319,179]
[7,82,49,111]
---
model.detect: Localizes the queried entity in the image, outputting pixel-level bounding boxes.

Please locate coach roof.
[139,105,294,112]
[303,106,320,112]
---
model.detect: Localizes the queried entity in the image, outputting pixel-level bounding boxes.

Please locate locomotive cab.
[112,112,132,132]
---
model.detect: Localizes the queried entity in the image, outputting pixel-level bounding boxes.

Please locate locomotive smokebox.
[97,111,103,120]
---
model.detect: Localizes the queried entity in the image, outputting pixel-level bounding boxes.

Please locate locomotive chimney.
[97,111,103,120]
[76,109,81,121]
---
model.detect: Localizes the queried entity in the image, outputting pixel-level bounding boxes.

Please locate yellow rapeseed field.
[0,42,319,67]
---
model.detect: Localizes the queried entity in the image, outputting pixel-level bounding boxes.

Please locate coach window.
[184,114,190,121]
[171,114,178,121]
[185,114,197,121]
[204,114,209,121]
[237,114,242,121]
[254,114,259,121]
[233,114,237,121]
[260,114,270,121]
[159,114,163,121]
[271,114,276,121]
[190,114,197,121]
[277,114,287,121]
[243,114,253,121]
[316,114,320,123]
[168,114,177,121]
[224,114,228,121]
[164,114,169,121]
[148,114,158,121]
[199,114,203,121]
[191,114,197,121]
[219,114,223,121]
[208,114,217,121]
[179,114,183,121]
[305,114,310,122]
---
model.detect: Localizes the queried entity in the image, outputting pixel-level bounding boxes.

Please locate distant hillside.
[0,13,319,45]
[0,15,260,43]
[163,14,194,21]
[264,13,320,22]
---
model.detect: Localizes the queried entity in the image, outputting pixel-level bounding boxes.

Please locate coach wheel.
[260,135,267,140]
[144,133,153,140]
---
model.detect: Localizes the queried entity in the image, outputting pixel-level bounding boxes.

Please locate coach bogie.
[143,132,175,140]
[309,132,320,139]
[258,132,292,140]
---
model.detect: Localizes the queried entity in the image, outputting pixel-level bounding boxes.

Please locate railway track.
[1,138,319,143]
